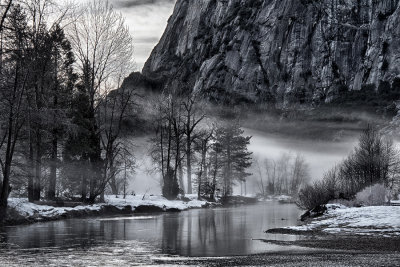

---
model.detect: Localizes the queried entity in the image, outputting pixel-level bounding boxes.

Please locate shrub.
[355,184,387,206]
[296,126,400,210]
[296,167,338,210]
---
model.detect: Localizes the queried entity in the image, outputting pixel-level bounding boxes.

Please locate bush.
[296,126,400,210]
[296,168,338,210]
[297,182,326,210]
[355,184,387,206]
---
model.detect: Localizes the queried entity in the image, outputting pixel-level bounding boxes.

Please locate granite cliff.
[143,0,400,106]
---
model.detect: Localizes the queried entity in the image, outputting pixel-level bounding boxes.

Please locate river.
[0,202,310,266]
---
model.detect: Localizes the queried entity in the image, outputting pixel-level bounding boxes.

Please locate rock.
[300,210,311,221]
[133,205,165,213]
[300,205,327,221]
[143,0,400,106]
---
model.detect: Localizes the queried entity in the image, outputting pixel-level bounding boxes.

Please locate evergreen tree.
[212,122,252,197]
[62,81,93,201]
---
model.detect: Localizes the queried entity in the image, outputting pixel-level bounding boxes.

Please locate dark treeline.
[150,90,253,201]
[0,0,255,220]
[0,0,135,218]
[297,125,400,210]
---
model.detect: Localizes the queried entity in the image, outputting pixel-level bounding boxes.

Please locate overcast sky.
[109,0,176,71]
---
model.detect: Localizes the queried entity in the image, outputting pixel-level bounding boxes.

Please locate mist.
[126,119,359,196]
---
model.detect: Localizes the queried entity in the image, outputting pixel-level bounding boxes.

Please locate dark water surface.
[0,202,306,265]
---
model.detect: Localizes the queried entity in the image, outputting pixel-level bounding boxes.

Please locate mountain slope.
[143,0,400,106]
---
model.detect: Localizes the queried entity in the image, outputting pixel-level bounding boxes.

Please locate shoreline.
[1,194,261,227]
[154,250,400,266]
[2,203,192,227]
[265,204,400,238]
[1,200,400,266]
[1,239,399,266]
[1,195,213,227]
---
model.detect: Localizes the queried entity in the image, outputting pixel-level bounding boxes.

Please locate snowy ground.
[105,194,208,210]
[286,204,400,237]
[7,194,209,223]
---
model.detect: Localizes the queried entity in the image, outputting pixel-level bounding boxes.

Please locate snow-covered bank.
[283,205,400,237]
[261,195,295,203]
[4,195,210,225]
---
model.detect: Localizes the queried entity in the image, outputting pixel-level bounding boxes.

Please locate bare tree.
[97,81,136,200]
[150,92,182,200]
[68,0,134,203]
[0,0,13,71]
[0,4,29,218]
[254,159,266,197]
[289,154,310,195]
[297,126,400,210]
[263,153,309,196]
[182,92,205,194]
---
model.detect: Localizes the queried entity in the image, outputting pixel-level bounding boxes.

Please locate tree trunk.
[0,116,15,220]
[198,141,207,200]
[81,171,87,202]
[225,144,231,197]
[47,132,57,200]
[89,162,98,203]
[100,190,105,202]
[89,116,101,203]
[178,162,184,195]
[212,151,218,200]
[0,160,11,220]
[33,132,42,201]
[186,131,192,194]
[47,68,58,200]
[123,161,127,199]
[108,149,118,195]
[110,178,118,195]
[28,131,34,202]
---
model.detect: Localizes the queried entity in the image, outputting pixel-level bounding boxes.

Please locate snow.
[7,195,209,222]
[104,194,208,210]
[261,195,294,203]
[287,205,400,236]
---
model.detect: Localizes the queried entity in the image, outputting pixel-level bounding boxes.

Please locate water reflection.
[1,202,303,257]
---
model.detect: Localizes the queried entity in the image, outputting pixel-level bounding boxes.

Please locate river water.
[0,202,309,265]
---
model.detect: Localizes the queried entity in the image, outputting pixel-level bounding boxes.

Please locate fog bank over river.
[128,128,357,195]
[246,128,357,181]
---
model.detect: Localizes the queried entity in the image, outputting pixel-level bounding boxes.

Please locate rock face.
[143,0,400,106]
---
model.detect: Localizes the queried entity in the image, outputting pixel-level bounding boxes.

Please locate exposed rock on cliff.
[143,0,400,106]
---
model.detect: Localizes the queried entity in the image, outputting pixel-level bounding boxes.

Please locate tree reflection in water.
[1,203,302,256]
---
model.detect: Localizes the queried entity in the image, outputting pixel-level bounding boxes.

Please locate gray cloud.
[108,0,176,70]
[112,0,176,8]
[134,36,162,44]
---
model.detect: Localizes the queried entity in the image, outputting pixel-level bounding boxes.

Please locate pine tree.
[62,80,93,201]
[212,122,252,198]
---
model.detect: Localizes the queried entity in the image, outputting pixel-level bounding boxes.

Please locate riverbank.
[266,204,400,237]
[155,251,400,266]
[1,201,398,266]
[2,195,211,226]
[1,242,399,267]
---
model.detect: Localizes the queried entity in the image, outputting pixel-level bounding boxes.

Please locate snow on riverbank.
[8,198,102,218]
[104,194,208,210]
[287,205,400,237]
[6,194,209,223]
